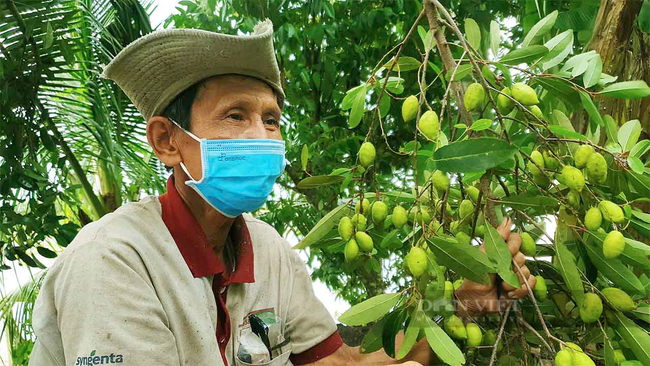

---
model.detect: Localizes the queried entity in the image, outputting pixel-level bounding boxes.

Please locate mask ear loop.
[168,118,202,182]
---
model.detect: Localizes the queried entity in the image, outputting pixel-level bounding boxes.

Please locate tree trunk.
[586,0,650,135]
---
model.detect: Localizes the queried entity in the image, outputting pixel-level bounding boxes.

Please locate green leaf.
[301,145,309,171]
[44,22,54,49]
[297,175,345,189]
[618,119,642,152]
[422,310,465,366]
[384,56,422,72]
[579,90,604,129]
[470,119,493,131]
[295,204,352,249]
[584,241,646,296]
[382,309,404,358]
[360,316,388,353]
[433,138,517,173]
[532,77,581,109]
[584,232,650,270]
[36,247,57,259]
[600,81,650,99]
[496,195,558,212]
[380,229,401,249]
[338,293,402,326]
[446,64,473,81]
[610,311,650,365]
[396,309,421,359]
[583,54,602,88]
[630,140,650,159]
[427,236,494,285]
[542,30,574,70]
[603,115,619,145]
[500,45,549,65]
[342,84,368,128]
[632,303,650,325]
[418,25,434,52]
[547,125,588,140]
[492,62,512,87]
[490,20,500,56]
[628,157,645,174]
[464,18,481,51]
[484,222,519,288]
[522,10,559,47]
[628,171,650,199]
[482,66,497,87]
[555,240,585,306]
[561,51,599,76]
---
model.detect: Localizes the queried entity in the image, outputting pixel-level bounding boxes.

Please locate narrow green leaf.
[492,62,512,87]
[599,81,650,99]
[484,222,519,288]
[433,138,517,173]
[632,303,650,325]
[427,236,494,285]
[384,56,422,72]
[44,22,54,49]
[500,45,549,65]
[532,77,581,108]
[360,316,388,353]
[490,20,500,56]
[583,54,602,88]
[470,119,493,131]
[295,204,352,249]
[628,171,650,199]
[610,311,650,365]
[618,119,642,152]
[446,64,473,81]
[348,85,368,128]
[36,247,57,259]
[482,66,497,87]
[584,241,646,296]
[418,25,434,52]
[422,311,465,366]
[579,90,604,129]
[301,145,309,171]
[547,125,588,140]
[630,140,650,159]
[522,10,559,47]
[339,293,402,326]
[628,157,645,174]
[396,309,421,359]
[603,115,619,146]
[464,18,481,52]
[542,30,574,70]
[297,175,345,189]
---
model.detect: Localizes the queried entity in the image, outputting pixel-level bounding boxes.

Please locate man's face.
[175,74,283,180]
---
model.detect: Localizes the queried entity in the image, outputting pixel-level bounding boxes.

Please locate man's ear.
[146,116,182,168]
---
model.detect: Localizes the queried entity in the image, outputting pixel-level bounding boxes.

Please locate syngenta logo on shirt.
[75,349,124,365]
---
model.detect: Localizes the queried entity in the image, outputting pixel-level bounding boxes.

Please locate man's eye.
[265,118,280,126]
[228,113,244,120]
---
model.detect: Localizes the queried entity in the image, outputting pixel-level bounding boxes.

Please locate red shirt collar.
[159,176,255,283]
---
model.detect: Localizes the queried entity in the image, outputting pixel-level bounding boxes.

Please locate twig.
[488,301,512,366]
[518,317,554,354]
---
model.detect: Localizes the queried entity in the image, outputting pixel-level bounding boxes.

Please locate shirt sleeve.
[284,248,343,365]
[50,239,181,366]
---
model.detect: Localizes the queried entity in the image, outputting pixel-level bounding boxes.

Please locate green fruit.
[567,191,581,208]
[449,220,461,235]
[562,165,585,192]
[466,323,483,347]
[464,83,486,112]
[601,287,636,312]
[529,105,544,120]
[371,201,388,225]
[555,349,573,366]
[565,342,582,352]
[444,280,454,301]
[496,87,514,114]
[614,349,626,365]
[402,95,419,122]
[344,239,359,261]
[512,82,539,105]
[455,232,471,246]
[574,145,594,168]
[475,224,486,237]
[358,142,376,168]
[534,276,548,301]
[520,232,536,256]
[483,330,504,351]
[603,230,625,259]
[419,110,439,141]
[351,214,367,231]
[466,186,480,203]
[409,206,431,224]
[453,279,465,291]
[579,293,603,324]
[599,201,625,223]
[586,152,607,185]
[543,150,560,170]
[584,207,603,231]
[392,206,408,229]
[428,219,441,235]
[338,217,353,241]
[406,247,428,277]
[355,231,374,252]
[459,199,474,221]
[527,150,545,176]
[355,198,370,216]
[573,352,596,366]
[444,315,467,340]
[432,171,450,194]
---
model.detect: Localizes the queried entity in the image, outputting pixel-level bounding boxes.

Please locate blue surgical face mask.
[170,119,286,218]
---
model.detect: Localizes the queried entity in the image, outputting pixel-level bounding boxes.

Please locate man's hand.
[455,217,537,316]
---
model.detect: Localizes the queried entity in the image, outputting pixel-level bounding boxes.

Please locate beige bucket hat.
[101,19,284,121]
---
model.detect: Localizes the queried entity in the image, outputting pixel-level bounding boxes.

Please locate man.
[28,20,535,366]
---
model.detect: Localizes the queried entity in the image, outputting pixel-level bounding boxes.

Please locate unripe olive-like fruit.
[358,142,376,168]
[579,292,603,324]
[355,231,374,252]
[562,165,585,192]
[543,150,560,170]
[512,82,539,105]
[455,232,471,246]
[574,145,594,168]
[428,219,441,235]
[466,186,480,203]
[392,205,408,229]
[555,349,573,366]
[406,246,428,277]
[586,152,607,185]
[601,287,636,312]
[613,349,626,364]
[459,199,474,221]
[351,213,367,231]
[371,200,388,225]
[534,276,548,301]
[466,323,483,347]
[520,232,536,256]
[527,150,545,176]
[584,207,602,231]
[529,105,544,120]
[344,239,359,261]
[419,110,439,141]
[464,83,486,112]
[443,280,454,301]
[572,351,596,366]
[567,191,581,208]
[444,314,467,340]
[599,200,625,223]
[483,330,504,351]
[497,87,514,114]
[402,95,419,122]
[475,224,486,238]
[603,230,625,259]
[355,198,370,216]
[338,216,353,241]
[432,170,450,194]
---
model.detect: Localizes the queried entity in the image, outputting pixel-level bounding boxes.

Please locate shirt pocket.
[234,347,292,366]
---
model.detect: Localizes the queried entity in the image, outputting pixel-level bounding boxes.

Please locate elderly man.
[28,21,535,366]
